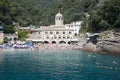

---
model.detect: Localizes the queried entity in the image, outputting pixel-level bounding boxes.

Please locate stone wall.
[0,31,4,43]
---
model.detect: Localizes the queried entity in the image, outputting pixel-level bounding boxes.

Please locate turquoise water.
[0,50,120,80]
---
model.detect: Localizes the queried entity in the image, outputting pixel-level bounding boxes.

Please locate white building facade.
[21,12,78,44]
[65,21,82,35]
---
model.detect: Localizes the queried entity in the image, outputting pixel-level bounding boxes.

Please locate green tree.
[100,0,120,28]
[17,30,28,41]
[89,11,101,32]
[4,37,9,43]
[4,25,15,34]
[98,20,111,31]
[114,17,120,28]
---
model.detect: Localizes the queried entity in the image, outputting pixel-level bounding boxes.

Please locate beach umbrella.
[25,41,33,46]
[0,26,3,30]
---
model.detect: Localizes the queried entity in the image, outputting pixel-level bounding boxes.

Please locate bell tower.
[55,12,64,26]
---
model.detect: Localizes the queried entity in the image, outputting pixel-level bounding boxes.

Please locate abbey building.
[20,12,79,44]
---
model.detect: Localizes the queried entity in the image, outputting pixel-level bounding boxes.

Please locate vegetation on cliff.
[87,0,120,32]
[0,0,119,33]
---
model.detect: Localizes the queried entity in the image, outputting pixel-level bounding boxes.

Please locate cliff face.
[82,30,120,54]
[96,30,120,54]
[96,40,120,53]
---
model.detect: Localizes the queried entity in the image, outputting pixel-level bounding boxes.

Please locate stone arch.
[52,41,56,44]
[59,41,66,44]
[14,37,18,41]
[10,38,12,41]
[68,41,72,44]
[44,41,49,44]
[68,41,78,44]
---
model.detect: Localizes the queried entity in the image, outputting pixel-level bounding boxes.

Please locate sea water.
[0,50,120,80]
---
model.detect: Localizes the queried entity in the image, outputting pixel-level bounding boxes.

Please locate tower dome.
[55,12,64,25]
[56,12,63,17]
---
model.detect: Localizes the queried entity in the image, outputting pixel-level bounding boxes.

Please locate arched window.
[45,32,48,34]
[67,37,69,39]
[63,37,65,39]
[69,32,72,34]
[50,32,52,34]
[56,32,59,34]
[59,17,60,20]
[44,41,49,44]
[52,41,56,44]
[54,36,57,39]
[59,36,61,39]
[14,37,18,41]
[46,36,49,39]
[63,32,65,34]
[59,41,66,44]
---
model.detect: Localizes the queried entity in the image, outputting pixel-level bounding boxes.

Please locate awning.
[26,39,43,42]
[68,38,79,42]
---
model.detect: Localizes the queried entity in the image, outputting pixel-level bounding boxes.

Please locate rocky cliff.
[96,30,120,54]
[82,30,120,54]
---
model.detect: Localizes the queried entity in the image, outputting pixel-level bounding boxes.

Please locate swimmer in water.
[112,60,117,64]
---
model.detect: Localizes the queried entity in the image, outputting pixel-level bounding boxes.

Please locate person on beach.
[35,44,39,50]
[0,43,3,52]
[0,48,2,52]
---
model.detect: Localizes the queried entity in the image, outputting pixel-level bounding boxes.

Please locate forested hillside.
[88,0,120,32]
[15,0,100,26]
[0,0,119,33]
[0,0,99,26]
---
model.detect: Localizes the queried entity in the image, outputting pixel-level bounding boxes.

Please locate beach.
[0,43,81,52]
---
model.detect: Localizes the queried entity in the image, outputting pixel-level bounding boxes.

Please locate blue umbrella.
[0,26,3,30]
[25,41,33,46]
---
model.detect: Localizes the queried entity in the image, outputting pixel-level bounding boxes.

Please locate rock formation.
[96,29,120,54]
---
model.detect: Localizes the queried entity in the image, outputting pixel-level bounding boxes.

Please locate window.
[56,32,59,34]
[59,17,60,20]
[59,37,61,39]
[69,32,72,34]
[63,32,65,34]
[45,32,48,34]
[67,37,69,39]
[46,36,49,39]
[50,32,52,34]
[63,37,65,39]
[54,36,57,39]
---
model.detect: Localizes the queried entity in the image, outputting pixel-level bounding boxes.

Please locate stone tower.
[55,12,64,26]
